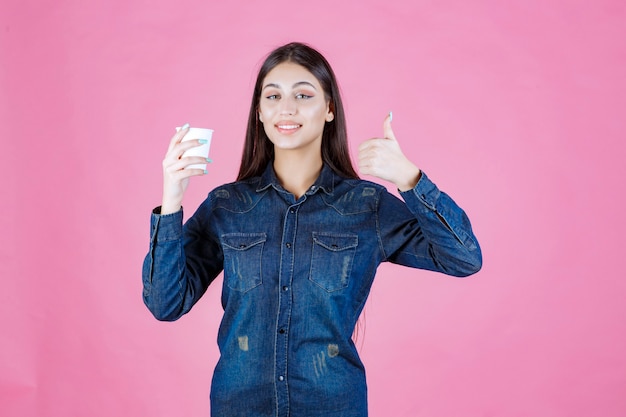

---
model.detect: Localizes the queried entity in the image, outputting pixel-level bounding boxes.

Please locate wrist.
[160,202,182,215]
[396,166,422,192]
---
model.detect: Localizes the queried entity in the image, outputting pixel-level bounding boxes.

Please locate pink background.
[2,0,625,416]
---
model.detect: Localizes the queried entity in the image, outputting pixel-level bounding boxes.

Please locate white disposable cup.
[175,127,213,170]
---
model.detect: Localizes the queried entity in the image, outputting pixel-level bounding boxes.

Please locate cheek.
[259,105,275,124]
[300,103,325,120]
[312,106,331,125]
[261,117,277,141]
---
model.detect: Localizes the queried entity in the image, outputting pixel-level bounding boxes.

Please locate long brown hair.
[236,42,358,181]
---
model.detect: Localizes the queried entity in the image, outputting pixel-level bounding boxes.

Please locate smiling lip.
[275,122,302,134]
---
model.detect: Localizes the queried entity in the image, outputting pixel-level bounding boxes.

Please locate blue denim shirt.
[142,163,481,417]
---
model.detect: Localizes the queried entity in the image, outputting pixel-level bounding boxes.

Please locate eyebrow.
[262,81,318,91]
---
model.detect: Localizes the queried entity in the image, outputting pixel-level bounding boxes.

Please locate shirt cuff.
[398,171,441,213]
[150,207,184,242]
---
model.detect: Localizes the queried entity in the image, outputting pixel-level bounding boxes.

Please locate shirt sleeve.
[142,200,223,321]
[377,172,482,277]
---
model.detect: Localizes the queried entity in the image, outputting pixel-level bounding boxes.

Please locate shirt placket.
[274,200,301,417]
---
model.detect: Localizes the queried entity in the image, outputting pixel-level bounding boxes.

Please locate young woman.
[143,42,482,417]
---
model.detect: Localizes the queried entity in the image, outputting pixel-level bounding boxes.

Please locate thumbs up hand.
[358,113,422,191]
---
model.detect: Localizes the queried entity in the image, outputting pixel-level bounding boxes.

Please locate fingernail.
[198,139,208,144]
[389,111,393,122]
[206,158,212,163]
[203,170,208,175]
[181,123,190,130]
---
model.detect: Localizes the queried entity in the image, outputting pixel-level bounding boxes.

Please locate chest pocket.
[309,232,358,292]
[221,233,266,293]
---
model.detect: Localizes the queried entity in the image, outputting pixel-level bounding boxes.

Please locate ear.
[258,111,263,123]
[326,101,335,122]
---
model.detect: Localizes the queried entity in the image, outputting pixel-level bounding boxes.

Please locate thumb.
[383,111,396,141]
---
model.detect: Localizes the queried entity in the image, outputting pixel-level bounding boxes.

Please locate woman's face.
[258,62,334,155]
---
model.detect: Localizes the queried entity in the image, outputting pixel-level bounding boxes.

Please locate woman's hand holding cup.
[161,123,213,215]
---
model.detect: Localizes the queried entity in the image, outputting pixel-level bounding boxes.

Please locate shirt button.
[290,208,295,213]
[279,328,285,334]
[278,376,284,381]
[282,286,289,291]
[286,243,291,248]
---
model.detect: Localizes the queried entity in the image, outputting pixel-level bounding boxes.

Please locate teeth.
[278,124,300,129]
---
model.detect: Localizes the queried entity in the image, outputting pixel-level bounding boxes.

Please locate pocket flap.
[222,233,267,250]
[312,233,358,251]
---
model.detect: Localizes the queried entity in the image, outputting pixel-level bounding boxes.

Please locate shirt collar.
[256,161,335,196]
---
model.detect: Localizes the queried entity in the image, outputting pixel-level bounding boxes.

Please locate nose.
[279,96,297,116]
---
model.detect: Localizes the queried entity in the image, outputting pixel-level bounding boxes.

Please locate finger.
[166,138,206,163]
[165,155,212,172]
[383,112,396,141]
[358,153,376,167]
[358,141,372,153]
[165,168,207,187]
[177,138,208,155]
[167,122,190,153]
[172,167,207,178]
[357,146,380,168]
[358,138,385,153]
[357,159,378,178]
